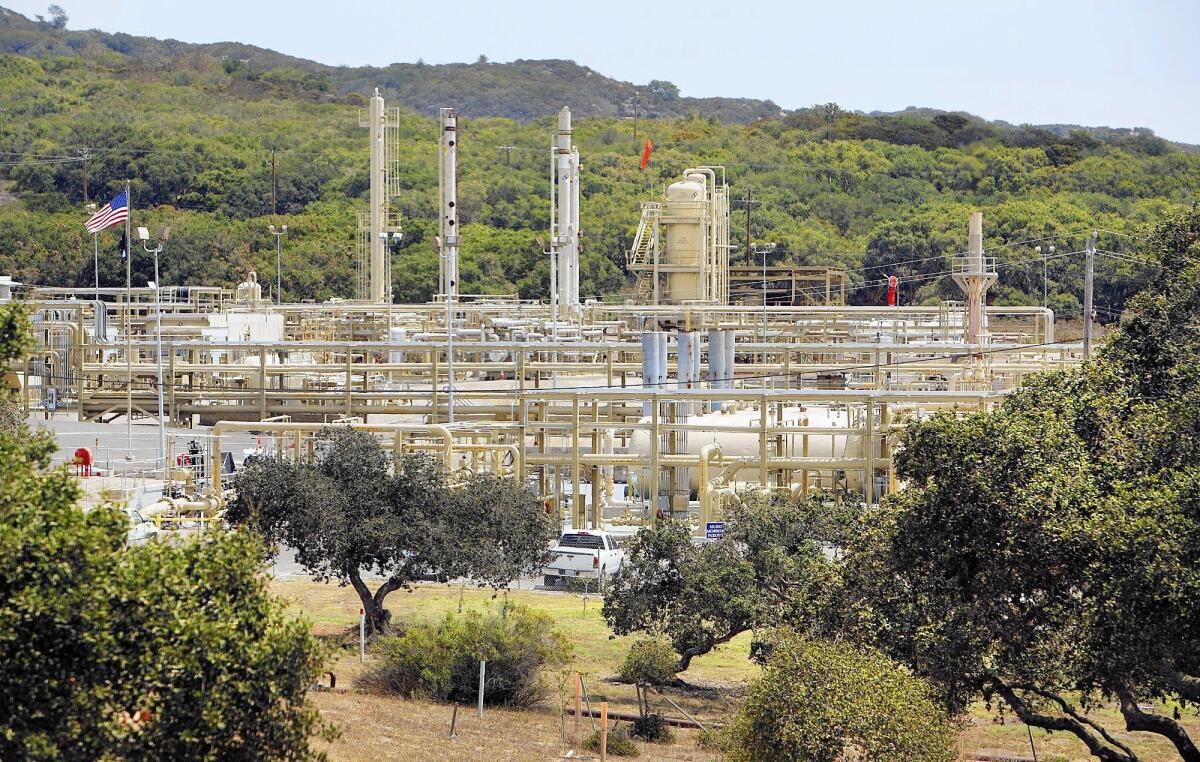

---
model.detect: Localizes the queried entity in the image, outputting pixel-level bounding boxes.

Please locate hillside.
[0,7,1197,314]
[0,7,781,123]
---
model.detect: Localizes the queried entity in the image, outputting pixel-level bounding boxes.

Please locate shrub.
[585,726,639,757]
[618,637,678,686]
[355,602,570,707]
[727,634,954,762]
[630,713,674,743]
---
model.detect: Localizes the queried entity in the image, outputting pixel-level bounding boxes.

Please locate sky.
[8,0,1199,143]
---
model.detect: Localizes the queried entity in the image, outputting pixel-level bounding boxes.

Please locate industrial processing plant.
[5,91,1087,535]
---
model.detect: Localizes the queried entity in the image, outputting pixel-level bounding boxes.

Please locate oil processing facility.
[5,92,1082,534]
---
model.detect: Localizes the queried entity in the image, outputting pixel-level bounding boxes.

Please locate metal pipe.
[211,421,455,492]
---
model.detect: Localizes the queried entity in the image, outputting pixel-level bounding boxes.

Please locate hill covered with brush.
[0,6,1197,313]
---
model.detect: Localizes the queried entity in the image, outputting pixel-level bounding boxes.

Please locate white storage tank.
[663,175,707,304]
[625,405,865,490]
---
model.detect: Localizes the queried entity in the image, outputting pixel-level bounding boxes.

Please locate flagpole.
[124,180,132,460]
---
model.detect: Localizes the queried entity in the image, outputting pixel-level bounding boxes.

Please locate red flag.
[887,275,899,307]
[639,139,653,170]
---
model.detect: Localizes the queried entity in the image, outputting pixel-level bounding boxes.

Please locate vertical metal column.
[553,107,579,313]
[438,108,459,421]
[641,332,657,418]
[368,90,387,303]
[707,328,724,412]
[438,108,460,301]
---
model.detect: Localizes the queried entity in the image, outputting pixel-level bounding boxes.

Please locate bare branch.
[982,677,1136,762]
[1116,685,1200,762]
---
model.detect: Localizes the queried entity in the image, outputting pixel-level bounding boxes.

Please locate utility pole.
[81,148,90,203]
[1035,244,1055,308]
[741,188,759,265]
[139,225,169,469]
[1083,230,1097,358]
[269,224,288,304]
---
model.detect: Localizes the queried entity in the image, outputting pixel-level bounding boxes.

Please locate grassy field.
[272,579,1197,762]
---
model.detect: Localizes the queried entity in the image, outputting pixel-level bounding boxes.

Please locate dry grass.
[311,686,717,762]
[274,579,1198,762]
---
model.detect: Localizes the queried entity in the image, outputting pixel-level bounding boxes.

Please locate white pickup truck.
[542,531,625,589]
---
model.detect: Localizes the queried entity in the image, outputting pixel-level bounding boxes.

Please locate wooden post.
[599,701,608,760]
[574,672,582,744]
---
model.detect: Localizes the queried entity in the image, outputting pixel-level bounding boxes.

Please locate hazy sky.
[10,0,1199,142]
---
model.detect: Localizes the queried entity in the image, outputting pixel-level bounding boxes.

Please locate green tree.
[0,429,333,760]
[229,427,553,634]
[0,302,31,433]
[603,493,849,671]
[842,206,1200,760]
[46,5,67,29]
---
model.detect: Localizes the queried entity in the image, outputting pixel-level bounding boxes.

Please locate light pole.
[751,242,777,345]
[268,224,288,304]
[86,202,99,299]
[137,224,170,471]
[1035,244,1055,308]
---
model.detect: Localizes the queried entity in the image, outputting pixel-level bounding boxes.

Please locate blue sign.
[705,521,726,540]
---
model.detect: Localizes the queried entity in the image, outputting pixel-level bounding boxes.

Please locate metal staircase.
[626,202,662,303]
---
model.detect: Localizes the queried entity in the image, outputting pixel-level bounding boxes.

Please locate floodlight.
[137,227,150,241]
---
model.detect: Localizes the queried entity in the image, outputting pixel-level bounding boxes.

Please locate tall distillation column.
[368,89,388,303]
[552,107,580,314]
[953,211,997,344]
[438,108,459,300]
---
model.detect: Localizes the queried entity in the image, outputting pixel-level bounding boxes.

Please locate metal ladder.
[627,202,661,302]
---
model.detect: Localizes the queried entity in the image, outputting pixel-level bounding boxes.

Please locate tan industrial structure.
[9,92,1083,535]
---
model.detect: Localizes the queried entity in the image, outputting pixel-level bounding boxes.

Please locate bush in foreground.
[727,635,954,762]
[355,602,570,707]
[629,713,674,744]
[585,726,640,757]
[618,637,678,687]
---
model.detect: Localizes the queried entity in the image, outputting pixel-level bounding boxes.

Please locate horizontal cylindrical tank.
[625,405,864,490]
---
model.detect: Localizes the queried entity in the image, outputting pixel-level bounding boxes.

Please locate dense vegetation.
[0,304,334,761]
[606,206,1200,761]
[230,428,556,634]
[355,603,570,707]
[1,8,1197,314]
[726,635,954,762]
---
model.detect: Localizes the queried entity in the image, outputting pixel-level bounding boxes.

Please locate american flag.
[84,190,129,234]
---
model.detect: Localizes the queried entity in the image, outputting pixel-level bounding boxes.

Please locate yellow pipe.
[698,442,722,535]
[211,421,455,492]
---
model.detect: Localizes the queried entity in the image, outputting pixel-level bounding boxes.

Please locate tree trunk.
[675,630,743,672]
[347,569,389,636]
[984,678,1136,762]
[1117,686,1200,762]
